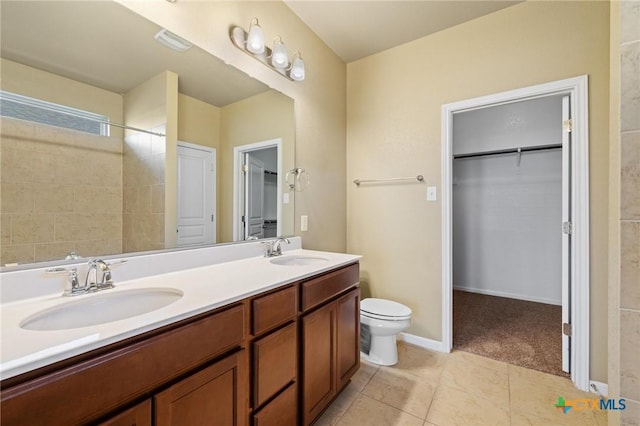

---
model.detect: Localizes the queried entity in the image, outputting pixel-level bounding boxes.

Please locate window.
[0,90,109,136]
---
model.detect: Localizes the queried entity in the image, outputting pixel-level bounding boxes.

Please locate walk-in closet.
[452,94,568,376]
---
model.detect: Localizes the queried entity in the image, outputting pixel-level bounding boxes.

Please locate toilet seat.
[360,298,412,321]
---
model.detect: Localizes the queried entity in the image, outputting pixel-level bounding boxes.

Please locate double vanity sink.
[18,254,328,332]
[1,245,361,425]
[1,250,340,379]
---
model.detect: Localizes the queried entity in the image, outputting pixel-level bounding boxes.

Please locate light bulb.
[271,37,289,69]
[289,53,305,81]
[246,18,265,54]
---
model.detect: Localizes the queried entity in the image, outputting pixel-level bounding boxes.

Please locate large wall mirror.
[0,1,295,268]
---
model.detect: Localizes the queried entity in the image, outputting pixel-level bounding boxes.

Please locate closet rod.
[453,144,562,160]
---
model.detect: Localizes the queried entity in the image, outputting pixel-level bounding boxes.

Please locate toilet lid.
[361,298,412,319]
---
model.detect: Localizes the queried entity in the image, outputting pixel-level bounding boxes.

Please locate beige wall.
[0,58,124,138]
[118,0,347,252]
[123,72,176,252]
[609,0,640,423]
[219,90,295,243]
[178,94,221,150]
[346,1,610,381]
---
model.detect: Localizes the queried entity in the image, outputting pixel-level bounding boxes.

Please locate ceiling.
[0,1,268,107]
[283,0,523,63]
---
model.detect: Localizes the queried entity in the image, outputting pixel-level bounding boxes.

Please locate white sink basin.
[270,255,329,266]
[20,288,184,331]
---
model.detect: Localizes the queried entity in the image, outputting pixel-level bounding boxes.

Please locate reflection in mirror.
[0,1,295,268]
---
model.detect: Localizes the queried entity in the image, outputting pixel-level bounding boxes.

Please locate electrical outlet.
[301,215,308,232]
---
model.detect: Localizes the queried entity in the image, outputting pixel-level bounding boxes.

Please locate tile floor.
[316,343,608,426]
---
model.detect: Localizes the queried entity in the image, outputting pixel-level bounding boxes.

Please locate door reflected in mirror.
[0,1,295,268]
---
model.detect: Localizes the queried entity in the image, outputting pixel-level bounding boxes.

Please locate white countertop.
[0,249,360,380]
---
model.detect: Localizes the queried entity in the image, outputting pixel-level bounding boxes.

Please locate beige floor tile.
[362,367,436,419]
[384,343,447,383]
[350,360,379,392]
[509,366,601,425]
[426,384,510,426]
[512,410,602,426]
[315,386,360,426]
[448,350,509,374]
[439,357,509,407]
[337,394,424,426]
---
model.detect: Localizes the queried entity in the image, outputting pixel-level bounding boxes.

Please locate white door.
[244,153,265,239]
[177,143,216,246]
[561,95,572,373]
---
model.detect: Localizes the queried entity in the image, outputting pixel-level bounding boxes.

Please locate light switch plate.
[301,215,308,232]
[427,186,437,201]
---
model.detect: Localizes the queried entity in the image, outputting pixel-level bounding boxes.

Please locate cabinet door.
[98,400,152,426]
[336,288,360,391]
[155,350,246,426]
[253,322,297,408]
[301,303,335,425]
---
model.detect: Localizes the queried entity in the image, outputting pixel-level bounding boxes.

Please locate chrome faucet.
[262,238,290,257]
[47,258,124,296]
[85,259,114,291]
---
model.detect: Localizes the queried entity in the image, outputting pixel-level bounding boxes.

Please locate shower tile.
[621,131,640,219]
[621,222,640,310]
[621,1,640,44]
[11,214,54,244]
[1,182,34,214]
[621,41,640,132]
[621,399,640,426]
[0,243,35,266]
[34,184,73,214]
[35,241,76,263]
[620,310,640,401]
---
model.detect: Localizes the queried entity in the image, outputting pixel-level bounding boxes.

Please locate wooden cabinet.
[155,350,246,426]
[98,400,151,426]
[0,304,246,426]
[250,285,298,424]
[1,262,359,426]
[300,263,360,425]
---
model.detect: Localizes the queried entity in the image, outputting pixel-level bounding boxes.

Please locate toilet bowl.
[360,298,412,366]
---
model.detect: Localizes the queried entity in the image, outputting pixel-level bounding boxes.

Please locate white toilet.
[360,298,412,366]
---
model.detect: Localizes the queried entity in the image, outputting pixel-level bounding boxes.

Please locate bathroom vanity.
[0,247,360,425]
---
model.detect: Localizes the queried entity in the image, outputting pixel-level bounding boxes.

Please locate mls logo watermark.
[555,396,626,414]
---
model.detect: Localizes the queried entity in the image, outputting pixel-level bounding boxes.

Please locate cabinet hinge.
[562,221,573,235]
[563,322,572,337]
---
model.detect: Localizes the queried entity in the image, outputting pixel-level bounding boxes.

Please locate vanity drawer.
[301,263,359,312]
[0,304,245,425]
[252,322,297,408]
[252,285,297,336]
[252,383,297,426]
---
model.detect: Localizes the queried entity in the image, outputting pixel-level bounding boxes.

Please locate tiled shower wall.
[0,117,123,265]
[618,1,640,424]
[122,126,166,253]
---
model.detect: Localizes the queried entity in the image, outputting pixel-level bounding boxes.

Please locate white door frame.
[176,141,216,246]
[233,138,283,241]
[440,75,590,391]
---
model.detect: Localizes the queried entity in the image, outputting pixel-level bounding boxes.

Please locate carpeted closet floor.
[453,290,568,377]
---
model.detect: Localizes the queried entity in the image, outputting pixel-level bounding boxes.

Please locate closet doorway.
[233,139,283,241]
[441,76,591,391]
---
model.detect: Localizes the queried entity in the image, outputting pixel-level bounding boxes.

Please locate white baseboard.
[589,381,608,397]
[453,286,562,306]
[398,332,448,353]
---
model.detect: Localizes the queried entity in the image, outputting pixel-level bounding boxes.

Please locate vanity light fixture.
[154,29,193,52]
[230,18,305,82]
